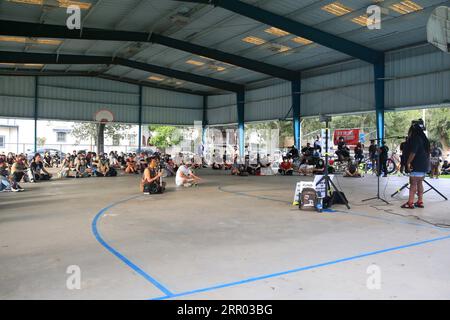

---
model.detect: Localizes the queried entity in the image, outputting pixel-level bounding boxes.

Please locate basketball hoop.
[427,6,450,53]
[94,109,114,124]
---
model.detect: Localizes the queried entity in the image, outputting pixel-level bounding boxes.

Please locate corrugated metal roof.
[0,0,448,93]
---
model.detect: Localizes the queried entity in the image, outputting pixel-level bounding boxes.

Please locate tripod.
[361,136,405,205]
[316,119,350,209]
[391,178,448,200]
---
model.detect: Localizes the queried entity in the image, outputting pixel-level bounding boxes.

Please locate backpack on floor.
[299,187,318,211]
[331,191,348,205]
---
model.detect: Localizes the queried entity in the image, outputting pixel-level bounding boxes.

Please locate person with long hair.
[401,119,430,209]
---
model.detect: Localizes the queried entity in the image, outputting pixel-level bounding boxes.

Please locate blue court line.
[91,195,174,297]
[150,233,450,300]
[93,191,450,300]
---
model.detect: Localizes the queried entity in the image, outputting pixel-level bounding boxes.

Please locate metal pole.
[202,95,208,147]
[237,90,245,157]
[34,75,38,153]
[374,56,385,145]
[138,85,143,152]
[292,79,301,150]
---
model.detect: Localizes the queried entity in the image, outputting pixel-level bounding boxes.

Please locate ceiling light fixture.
[242,36,266,45]
[148,75,165,81]
[292,37,313,45]
[7,0,92,10]
[390,1,423,14]
[186,59,205,66]
[264,27,290,37]
[0,36,62,45]
[321,2,353,16]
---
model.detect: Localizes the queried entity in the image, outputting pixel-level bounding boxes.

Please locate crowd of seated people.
[0,152,53,192]
[0,149,207,193]
[442,160,450,175]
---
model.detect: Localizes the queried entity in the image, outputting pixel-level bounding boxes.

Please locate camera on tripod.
[411,118,426,131]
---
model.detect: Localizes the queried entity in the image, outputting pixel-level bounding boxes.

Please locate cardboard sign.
[313,175,334,198]
[293,181,315,205]
[333,129,360,146]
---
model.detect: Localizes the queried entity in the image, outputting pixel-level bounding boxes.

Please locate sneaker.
[11,187,20,192]
[143,192,150,195]
[16,185,24,191]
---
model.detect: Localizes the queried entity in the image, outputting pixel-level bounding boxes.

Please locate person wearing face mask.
[29,153,52,181]
[10,155,26,190]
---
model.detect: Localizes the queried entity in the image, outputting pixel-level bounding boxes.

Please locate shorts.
[410,171,426,177]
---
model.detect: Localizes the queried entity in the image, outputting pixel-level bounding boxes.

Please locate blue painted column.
[292,79,301,150]
[34,76,38,153]
[374,56,385,144]
[237,90,245,157]
[202,95,208,146]
[138,85,143,152]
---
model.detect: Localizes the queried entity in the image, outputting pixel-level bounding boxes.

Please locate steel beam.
[0,20,299,80]
[0,51,244,92]
[173,0,383,64]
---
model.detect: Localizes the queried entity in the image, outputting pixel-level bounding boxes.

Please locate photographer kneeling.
[141,158,165,195]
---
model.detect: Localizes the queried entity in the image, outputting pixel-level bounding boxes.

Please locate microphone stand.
[361,136,405,205]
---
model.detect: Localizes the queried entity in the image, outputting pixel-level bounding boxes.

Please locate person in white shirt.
[175,161,201,187]
[173,152,183,170]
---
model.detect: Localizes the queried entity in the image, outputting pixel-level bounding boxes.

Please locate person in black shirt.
[354,142,364,164]
[313,136,322,156]
[287,145,299,160]
[336,137,350,161]
[368,140,377,172]
[401,119,430,209]
[399,138,408,174]
[30,153,52,181]
[378,141,389,177]
[442,160,450,175]
[301,143,313,156]
[430,143,442,179]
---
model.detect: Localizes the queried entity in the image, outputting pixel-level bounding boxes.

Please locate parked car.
[27,149,65,163]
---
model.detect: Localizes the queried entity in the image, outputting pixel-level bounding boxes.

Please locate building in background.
[0,118,139,154]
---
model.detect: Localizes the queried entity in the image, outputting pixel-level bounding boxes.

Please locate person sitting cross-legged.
[10,155,27,189]
[278,157,293,176]
[30,153,52,181]
[125,154,138,174]
[344,162,362,178]
[58,154,72,178]
[175,161,201,187]
[141,158,165,195]
[441,160,450,175]
[74,155,91,178]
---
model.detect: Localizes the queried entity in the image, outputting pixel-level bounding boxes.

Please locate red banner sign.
[333,129,360,146]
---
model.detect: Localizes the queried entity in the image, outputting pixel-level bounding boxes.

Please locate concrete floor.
[1,170,449,300]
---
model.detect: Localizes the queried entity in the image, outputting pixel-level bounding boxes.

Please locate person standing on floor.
[401,119,431,209]
[378,141,389,177]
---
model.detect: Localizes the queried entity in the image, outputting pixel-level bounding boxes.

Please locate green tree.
[148,125,183,151]
[427,107,450,151]
[37,137,46,147]
[71,122,132,153]
[384,109,421,149]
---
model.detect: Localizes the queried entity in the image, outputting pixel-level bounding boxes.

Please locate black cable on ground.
[219,179,450,229]
[368,204,450,228]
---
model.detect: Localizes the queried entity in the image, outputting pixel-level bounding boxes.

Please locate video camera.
[411,118,426,131]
